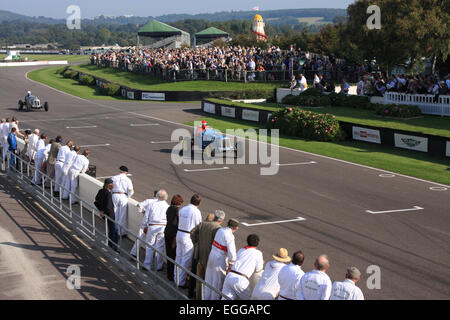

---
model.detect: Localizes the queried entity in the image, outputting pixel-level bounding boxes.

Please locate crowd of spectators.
[90,46,357,83]
[353,73,450,97]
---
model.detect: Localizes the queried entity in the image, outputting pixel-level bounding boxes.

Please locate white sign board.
[142,92,165,101]
[242,109,260,122]
[127,91,135,100]
[394,133,428,152]
[352,126,381,144]
[204,103,216,114]
[446,141,450,157]
[221,106,235,118]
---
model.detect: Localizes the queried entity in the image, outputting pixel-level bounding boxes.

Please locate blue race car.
[183,125,243,159]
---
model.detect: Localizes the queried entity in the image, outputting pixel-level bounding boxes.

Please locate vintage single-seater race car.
[18,93,49,112]
[182,124,244,159]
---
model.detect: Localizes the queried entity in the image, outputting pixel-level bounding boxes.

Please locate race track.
[1,65,449,299]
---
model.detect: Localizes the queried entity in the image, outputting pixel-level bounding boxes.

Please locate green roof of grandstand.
[195,27,229,38]
[138,20,187,36]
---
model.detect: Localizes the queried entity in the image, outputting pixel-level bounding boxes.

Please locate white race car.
[18,94,49,112]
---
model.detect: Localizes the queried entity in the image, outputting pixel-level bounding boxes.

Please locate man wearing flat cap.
[111,166,134,237]
[329,267,364,300]
[252,248,291,300]
[203,218,239,300]
[95,178,118,251]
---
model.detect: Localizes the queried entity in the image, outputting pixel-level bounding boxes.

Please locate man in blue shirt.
[7,127,17,168]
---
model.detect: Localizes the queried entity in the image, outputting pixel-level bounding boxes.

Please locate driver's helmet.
[201,120,207,129]
[27,91,31,95]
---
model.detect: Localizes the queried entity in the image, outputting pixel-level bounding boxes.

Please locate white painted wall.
[0,61,68,67]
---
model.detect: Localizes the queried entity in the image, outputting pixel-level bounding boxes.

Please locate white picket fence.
[384,92,450,116]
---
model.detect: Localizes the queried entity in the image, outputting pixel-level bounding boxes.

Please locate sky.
[1,0,354,19]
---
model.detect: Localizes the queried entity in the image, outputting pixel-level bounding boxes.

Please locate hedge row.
[267,107,341,142]
[282,88,373,109]
[78,74,95,86]
[63,69,79,80]
[374,104,422,118]
[212,88,276,102]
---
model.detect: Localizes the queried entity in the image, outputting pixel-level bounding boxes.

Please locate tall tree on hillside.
[344,0,449,75]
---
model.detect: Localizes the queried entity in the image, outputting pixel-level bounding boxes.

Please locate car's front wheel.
[18,100,23,111]
[44,102,49,112]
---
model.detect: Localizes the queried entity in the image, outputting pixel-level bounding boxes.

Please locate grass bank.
[186,115,450,185]
[28,66,130,101]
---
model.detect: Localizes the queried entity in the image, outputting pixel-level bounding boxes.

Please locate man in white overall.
[142,190,169,271]
[61,146,80,199]
[203,218,239,300]
[130,190,159,258]
[251,248,291,300]
[67,149,90,204]
[297,254,332,300]
[221,234,264,300]
[329,267,364,300]
[111,166,134,237]
[27,129,40,162]
[54,140,73,195]
[277,250,305,300]
[175,194,202,288]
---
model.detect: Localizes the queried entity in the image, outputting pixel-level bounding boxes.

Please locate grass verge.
[186,115,450,185]
[27,66,128,101]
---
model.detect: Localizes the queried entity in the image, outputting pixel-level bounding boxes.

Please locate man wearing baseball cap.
[251,248,291,300]
[329,267,364,300]
[111,166,134,237]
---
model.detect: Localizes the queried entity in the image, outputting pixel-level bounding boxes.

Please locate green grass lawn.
[187,115,450,185]
[208,99,450,138]
[0,54,90,63]
[70,64,284,92]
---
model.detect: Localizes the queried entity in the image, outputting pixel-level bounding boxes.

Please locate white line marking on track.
[66,125,97,129]
[130,123,159,127]
[379,174,396,178]
[183,167,229,172]
[429,187,448,191]
[97,174,132,179]
[80,144,111,148]
[242,217,306,227]
[277,161,317,167]
[151,141,177,144]
[365,206,424,215]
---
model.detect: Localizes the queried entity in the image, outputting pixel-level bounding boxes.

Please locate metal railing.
[3,149,228,300]
[91,59,358,84]
[384,92,450,116]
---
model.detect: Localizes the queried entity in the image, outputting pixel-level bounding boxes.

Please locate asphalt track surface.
[1,65,449,300]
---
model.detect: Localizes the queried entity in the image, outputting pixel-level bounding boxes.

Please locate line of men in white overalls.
[131,192,366,300]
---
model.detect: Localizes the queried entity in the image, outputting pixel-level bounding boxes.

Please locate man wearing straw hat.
[251,248,291,300]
